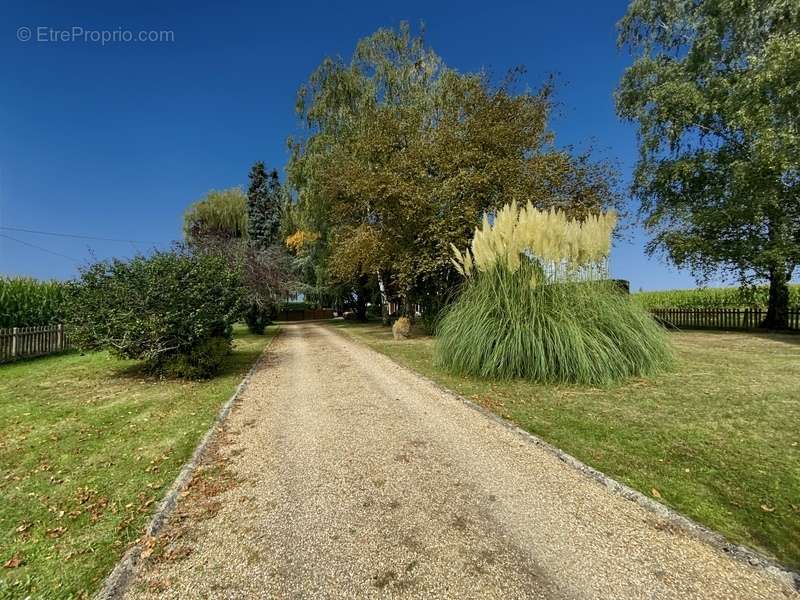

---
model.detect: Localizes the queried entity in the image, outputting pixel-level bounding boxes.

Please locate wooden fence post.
[649,307,799,332]
[11,327,18,358]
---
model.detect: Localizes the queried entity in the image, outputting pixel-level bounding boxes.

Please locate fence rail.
[0,324,70,363]
[276,308,335,321]
[651,308,800,331]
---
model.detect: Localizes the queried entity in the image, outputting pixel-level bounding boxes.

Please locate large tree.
[247,162,283,249]
[184,187,295,330]
[616,0,800,328]
[288,23,620,316]
[183,187,248,245]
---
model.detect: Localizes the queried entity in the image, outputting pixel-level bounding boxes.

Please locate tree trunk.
[376,271,390,325]
[762,266,790,329]
[355,274,369,322]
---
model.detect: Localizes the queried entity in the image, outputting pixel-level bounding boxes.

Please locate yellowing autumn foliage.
[285,229,320,252]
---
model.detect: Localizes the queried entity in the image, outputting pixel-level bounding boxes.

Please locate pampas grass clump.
[436,202,672,385]
[392,316,411,340]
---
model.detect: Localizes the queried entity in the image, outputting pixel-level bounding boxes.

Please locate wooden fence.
[275,308,335,321]
[650,308,800,331]
[0,324,70,363]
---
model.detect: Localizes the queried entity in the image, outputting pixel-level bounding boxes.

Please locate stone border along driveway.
[325,323,799,592]
[94,331,281,600]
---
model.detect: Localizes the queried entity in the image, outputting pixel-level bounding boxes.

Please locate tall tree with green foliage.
[183,186,295,333]
[247,161,282,249]
[288,23,620,317]
[616,0,800,329]
[183,187,249,245]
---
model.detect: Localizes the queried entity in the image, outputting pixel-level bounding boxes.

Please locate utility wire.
[0,225,154,244]
[0,233,81,263]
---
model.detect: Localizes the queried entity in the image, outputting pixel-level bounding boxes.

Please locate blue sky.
[2,0,708,290]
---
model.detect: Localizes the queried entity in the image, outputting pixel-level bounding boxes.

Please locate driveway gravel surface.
[124,322,796,599]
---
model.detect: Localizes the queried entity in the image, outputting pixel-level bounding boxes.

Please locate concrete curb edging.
[94,330,280,600]
[324,323,800,592]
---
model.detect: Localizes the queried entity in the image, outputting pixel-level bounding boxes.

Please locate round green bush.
[67,249,244,378]
[435,261,672,385]
[157,336,232,379]
[244,302,271,334]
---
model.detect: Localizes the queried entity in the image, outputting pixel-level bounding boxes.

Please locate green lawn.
[0,325,277,600]
[330,321,800,569]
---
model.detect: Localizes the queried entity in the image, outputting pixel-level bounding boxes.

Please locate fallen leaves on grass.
[116,515,136,533]
[651,488,662,499]
[72,487,111,523]
[3,556,23,568]
[62,547,90,562]
[15,522,32,535]
[136,432,237,570]
[46,526,66,538]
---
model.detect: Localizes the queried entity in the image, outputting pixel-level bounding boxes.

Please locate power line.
[0,233,81,263]
[0,225,155,244]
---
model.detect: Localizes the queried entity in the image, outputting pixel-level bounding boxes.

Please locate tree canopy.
[183,185,295,325]
[247,162,283,249]
[287,23,620,314]
[616,0,800,328]
[183,187,249,245]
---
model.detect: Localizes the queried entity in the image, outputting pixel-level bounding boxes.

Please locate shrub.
[157,336,232,379]
[418,293,458,335]
[67,249,244,378]
[280,301,312,311]
[392,316,411,340]
[0,277,67,328]
[366,303,383,321]
[436,263,672,384]
[439,201,672,385]
[244,302,271,335]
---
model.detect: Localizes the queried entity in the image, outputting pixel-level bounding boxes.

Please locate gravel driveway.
[124,322,795,599]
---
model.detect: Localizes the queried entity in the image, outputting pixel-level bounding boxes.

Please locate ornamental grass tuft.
[436,202,672,384]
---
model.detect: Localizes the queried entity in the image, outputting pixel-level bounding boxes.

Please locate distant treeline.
[633,285,800,310]
[0,277,68,328]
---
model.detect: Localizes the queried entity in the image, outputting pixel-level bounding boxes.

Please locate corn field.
[633,285,800,310]
[0,277,68,328]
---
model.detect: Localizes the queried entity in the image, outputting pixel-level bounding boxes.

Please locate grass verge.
[0,324,276,599]
[329,320,800,569]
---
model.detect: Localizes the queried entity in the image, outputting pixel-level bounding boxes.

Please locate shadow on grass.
[216,348,274,376]
[0,348,79,368]
[682,328,800,346]
[751,331,800,346]
[110,347,270,382]
[667,327,800,345]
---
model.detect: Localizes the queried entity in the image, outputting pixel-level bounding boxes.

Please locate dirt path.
[124,323,794,599]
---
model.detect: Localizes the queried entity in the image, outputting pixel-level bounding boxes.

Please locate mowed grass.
[0,325,277,599]
[330,321,800,569]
